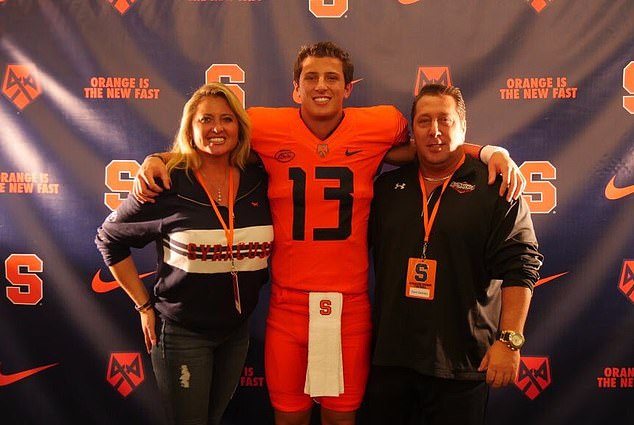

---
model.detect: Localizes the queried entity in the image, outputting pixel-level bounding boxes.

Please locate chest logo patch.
[274,149,295,163]
[449,181,475,194]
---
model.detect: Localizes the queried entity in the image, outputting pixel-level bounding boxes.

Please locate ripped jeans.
[151,319,250,425]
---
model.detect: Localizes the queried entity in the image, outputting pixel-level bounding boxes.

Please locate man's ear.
[343,82,353,99]
[292,81,302,104]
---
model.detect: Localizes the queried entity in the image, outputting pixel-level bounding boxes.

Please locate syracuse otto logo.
[107,352,145,397]
[515,356,551,400]
[108,0,136,15]
[2,64,41,110]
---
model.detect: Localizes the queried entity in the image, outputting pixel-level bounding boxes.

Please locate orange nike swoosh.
[399,0,420,4]
[0,362,58,386]
[605,176,634,200]
[91,269,156,293]
[535,272,568,288]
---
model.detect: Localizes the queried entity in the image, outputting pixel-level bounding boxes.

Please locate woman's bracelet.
[134,299,153,313]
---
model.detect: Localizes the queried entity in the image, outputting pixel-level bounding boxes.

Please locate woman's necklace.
[200,166,229,204]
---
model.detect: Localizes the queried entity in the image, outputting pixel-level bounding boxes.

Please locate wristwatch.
[497,330,525,351]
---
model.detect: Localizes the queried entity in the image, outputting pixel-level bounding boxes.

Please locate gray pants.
[151,319,250,425]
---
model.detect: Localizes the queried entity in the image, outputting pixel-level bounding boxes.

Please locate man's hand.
[133,155,171,204]
[488,151,526,202]
[478,341,521,388]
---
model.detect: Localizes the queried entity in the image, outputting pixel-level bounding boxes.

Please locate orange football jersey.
[249,106,408,293]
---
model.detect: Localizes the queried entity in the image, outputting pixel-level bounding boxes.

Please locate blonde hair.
[166,82,251,173]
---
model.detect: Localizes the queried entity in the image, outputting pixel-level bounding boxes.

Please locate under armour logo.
[394,183,406,189]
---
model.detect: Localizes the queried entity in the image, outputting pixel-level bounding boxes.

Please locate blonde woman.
[96,83,273,425]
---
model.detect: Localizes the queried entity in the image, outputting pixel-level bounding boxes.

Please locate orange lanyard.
[194,168,235,266]
[194,167,242,314]
[417,154,465,258]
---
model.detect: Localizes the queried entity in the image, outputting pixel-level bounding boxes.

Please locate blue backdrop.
[1,1,633,424]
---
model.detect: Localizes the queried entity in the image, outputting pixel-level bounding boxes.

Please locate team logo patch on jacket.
[449,181,475,194]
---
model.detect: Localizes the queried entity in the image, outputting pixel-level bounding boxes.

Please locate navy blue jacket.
[96,164,273,337]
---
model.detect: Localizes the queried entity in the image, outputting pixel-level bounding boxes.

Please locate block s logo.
[414,262,428,282]
[320,299,332,315]
[5,254,43,305]
[520,161,557,214]
[206,64,246,108]
[623,61,634,114]
[104,160,140,211]
[309,0,348,18]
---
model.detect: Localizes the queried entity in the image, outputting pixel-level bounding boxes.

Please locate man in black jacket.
[365,84,543,425]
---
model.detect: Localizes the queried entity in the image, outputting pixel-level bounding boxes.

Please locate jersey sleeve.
[390,106,410,146]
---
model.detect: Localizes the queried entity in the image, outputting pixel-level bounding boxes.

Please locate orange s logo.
[104,160,140,211]
[623,61,634,114]
[319,299,332,315]
[5,254,43,305]
[206,64,246,108]
[520,161,557,214]
[309,0,348,18]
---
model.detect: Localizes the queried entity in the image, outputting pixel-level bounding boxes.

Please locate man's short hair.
[293,41,354,85]
[411,84,467,129]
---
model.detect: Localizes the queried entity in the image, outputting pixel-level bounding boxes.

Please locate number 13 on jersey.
[405,258,437,300]
[289,166,354,241]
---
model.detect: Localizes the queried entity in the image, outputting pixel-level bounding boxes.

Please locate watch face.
[509,333,524,347]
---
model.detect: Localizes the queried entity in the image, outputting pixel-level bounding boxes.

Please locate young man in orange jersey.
[133,42,524,425]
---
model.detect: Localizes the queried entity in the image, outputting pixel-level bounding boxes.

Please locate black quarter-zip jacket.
[369,156,542,380]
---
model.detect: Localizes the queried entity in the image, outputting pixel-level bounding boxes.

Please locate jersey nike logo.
[605,176,634,200]
[0,362,58,386]
[535,272,568,288]
[345,149,362,156]
[92,269,156,293]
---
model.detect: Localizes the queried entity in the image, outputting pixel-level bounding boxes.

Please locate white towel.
[304,292,344,397]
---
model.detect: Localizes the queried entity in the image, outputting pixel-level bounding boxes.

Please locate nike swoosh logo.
[399,0,420,4]
[345,149,362,156]
[92,269,156,293]
[0,362,58,386]
[350,78,364,86]
[535,272,568,288]
[605,176,634,200]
